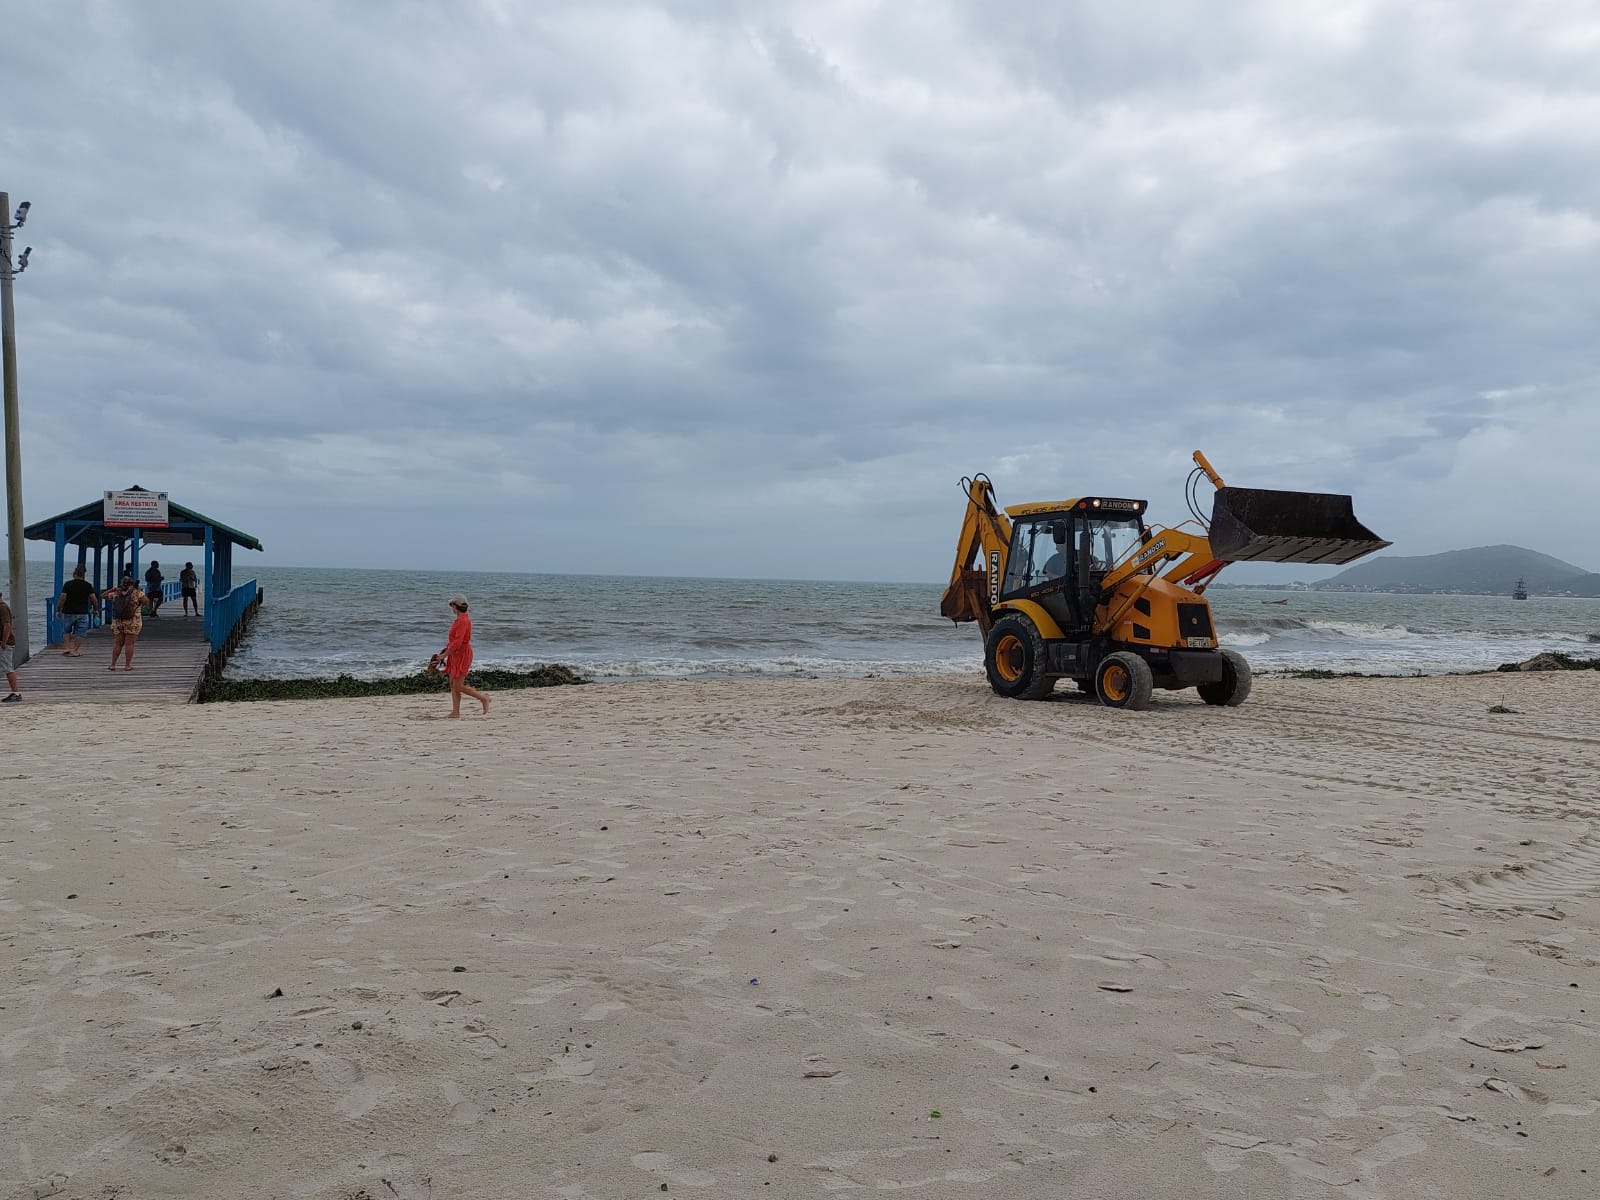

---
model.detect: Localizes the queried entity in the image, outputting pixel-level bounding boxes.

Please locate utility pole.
[2,192,33,665]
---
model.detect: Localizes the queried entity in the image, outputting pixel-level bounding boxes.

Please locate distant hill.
[1313,545,1600,596]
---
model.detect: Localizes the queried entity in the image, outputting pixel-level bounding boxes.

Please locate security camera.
[13,201,28,227]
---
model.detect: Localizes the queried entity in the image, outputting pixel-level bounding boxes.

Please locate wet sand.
[3,672,1599,1198]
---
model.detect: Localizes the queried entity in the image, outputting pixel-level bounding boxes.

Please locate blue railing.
[44,580,223,647]
[205,580,259,652]
[42,597,76,647]
[40,592,127,646]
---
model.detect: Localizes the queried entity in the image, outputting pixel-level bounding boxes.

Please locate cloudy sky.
[3,1,1597,582]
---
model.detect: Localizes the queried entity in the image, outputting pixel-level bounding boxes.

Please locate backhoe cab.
[940,451,1388,710]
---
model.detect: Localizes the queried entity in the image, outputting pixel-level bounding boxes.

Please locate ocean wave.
[227,656,427,681]
[566,655,983,680]
[1302,619,1415,640]
[1220,619,1599,647]
[1217,617,1413,642]
[1220,614,1315,634]
[682,634,824,652]
[1220,632,1272,648]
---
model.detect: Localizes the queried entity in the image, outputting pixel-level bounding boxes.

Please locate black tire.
[1198,648,1252,707]
[984,614,1056,700]
[1095,651,1153,711]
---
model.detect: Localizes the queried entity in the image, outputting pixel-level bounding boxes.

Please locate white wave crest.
[1220,632,1271,648]
[1303,620,1415,640]
[547,655,984,681]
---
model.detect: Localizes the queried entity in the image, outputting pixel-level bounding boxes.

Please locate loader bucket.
[1209,487,1391,565]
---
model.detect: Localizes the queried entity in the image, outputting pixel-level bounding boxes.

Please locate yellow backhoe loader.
[940,451,1388,709]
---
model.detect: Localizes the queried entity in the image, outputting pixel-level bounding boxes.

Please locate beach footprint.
[441,1081,481,1126]
[631,1151,715,1187]
[1227,998,1303,1039]
[336,1068,397,1119]
[524,1047,596,1082]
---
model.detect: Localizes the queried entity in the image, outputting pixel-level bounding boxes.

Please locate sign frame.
[104,490,170,528]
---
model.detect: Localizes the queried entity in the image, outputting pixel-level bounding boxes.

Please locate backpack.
[113,589,137,621]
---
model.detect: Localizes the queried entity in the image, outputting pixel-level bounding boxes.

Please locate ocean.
[16,564,1599,682]
[199,568,1600,681]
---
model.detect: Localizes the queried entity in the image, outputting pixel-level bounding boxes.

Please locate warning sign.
[103,490,169,528]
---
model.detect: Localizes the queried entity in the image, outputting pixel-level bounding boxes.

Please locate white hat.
[449,593,468,609]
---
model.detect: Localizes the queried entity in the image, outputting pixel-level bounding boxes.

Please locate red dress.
[445,612,473,676]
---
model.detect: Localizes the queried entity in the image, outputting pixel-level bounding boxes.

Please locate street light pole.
[1,191,32,665]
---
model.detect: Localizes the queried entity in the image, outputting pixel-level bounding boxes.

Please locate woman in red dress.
[432,593,490,718]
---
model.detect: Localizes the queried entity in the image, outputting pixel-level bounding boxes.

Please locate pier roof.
[23,486,263,551]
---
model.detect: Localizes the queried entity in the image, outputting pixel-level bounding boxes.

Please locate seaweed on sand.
[199,663,587,703]
[1495,652,1600,673]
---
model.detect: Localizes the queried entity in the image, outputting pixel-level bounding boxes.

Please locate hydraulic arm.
[940,475,1011,634]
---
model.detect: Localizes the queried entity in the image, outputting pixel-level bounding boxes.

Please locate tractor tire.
[1095,651,1153,711]
[1198,648,1252,707]
[984,614,1056,700]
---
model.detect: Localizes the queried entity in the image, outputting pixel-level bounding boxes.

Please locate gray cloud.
[4,0,1597,581]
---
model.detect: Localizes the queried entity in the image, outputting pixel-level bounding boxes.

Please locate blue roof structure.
[24,485,263,550]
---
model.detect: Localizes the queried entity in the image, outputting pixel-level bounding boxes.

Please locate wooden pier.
[19,486,266,705]
[17,615,217,704]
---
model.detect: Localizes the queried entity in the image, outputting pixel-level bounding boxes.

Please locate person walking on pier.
[105,575,146,672]
[56,565,98,657]
[179,562,200,617]
[0,585,20,703]
[431,594,489,718]
[143,561,164,618]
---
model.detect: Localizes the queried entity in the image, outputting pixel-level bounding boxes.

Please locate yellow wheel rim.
[1102,664,1129,702]
[994,634,1025,683]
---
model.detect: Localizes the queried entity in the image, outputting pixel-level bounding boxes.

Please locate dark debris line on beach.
[1495,652,1600,673]
[1272,651,1600,681]
[198,664,588,703]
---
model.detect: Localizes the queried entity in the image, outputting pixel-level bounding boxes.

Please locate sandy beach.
[4,671,1599,1198]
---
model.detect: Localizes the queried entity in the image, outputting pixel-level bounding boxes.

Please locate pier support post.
[203,523,213,647]
[51,520,64,645]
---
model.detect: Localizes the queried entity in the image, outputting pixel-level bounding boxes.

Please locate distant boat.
[1512,577,1529,600]
[1261,598,1290,605]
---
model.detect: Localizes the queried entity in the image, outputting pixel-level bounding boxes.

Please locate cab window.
[1083,515,1144,571]
[1003,519,1069,595]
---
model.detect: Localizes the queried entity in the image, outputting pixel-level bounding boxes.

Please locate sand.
[3,671,1599,1199]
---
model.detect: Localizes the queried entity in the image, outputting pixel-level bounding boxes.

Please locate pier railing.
[43,580,188,646]
[205,579,261,652]
[42,579,259,653]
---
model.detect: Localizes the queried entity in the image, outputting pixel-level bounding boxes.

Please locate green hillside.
[1313,544,1599,595]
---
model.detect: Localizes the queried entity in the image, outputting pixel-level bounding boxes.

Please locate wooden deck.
[16,614,212,704]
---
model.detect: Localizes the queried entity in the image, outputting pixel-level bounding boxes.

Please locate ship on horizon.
[1512,577,1529,600]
